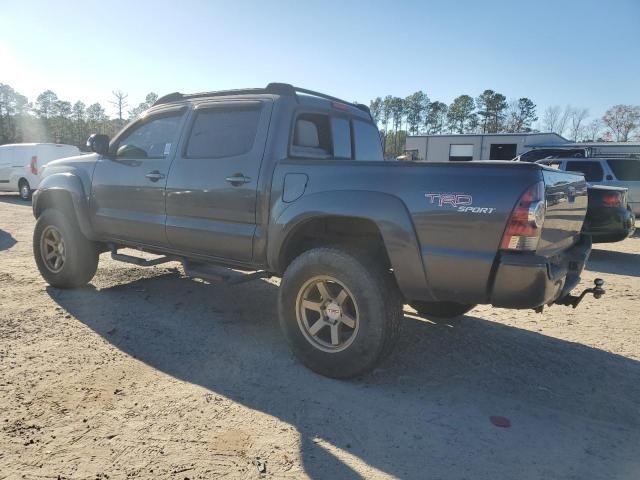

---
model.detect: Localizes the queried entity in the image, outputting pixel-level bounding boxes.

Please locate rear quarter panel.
[270,160,544,304]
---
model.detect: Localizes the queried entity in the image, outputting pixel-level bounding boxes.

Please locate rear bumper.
[489,235,592,309]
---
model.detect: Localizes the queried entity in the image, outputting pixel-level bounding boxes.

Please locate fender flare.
[268,190,430,300]
[33,172,95,240]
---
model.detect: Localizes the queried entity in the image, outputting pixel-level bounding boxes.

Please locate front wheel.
[278,247,402,379]
[411,301,476,320]
[33,209,99,288]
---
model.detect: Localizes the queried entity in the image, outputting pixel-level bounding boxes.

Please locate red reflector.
[30,155,38,175]
[602,192,621,207]
[332,101,350,111]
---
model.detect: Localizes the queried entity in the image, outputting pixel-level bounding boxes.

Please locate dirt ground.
[0,193,639,480]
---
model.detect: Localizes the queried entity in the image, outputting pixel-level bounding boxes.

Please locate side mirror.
[87,134,110,155]
[116,144,148,159]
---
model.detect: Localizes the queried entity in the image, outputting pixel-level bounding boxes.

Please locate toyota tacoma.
[32,83,604,378]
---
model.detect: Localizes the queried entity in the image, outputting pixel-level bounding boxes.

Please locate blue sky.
[1,0,638,122]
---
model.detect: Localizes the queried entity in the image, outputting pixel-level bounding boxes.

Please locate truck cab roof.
[149,83,373,121]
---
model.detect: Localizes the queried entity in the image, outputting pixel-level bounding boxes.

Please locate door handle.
[225,174,251,186]
[145,171,166,182]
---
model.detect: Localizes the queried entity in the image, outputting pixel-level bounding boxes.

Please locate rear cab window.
[353,120,383,161]
[331,117,352,159]
[607,160,640,181]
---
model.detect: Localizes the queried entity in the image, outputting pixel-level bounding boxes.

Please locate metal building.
[404,133,568,162]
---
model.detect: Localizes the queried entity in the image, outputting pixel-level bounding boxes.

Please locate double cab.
[32,83,604,378]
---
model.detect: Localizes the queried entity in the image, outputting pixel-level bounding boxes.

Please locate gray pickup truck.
[32,83,604,378]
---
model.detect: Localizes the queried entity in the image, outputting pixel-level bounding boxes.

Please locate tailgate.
[537,168,588,256]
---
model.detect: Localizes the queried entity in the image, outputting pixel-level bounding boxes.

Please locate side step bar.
[183,261,270,285]
[109,245,270,285]
[110,246,177,267]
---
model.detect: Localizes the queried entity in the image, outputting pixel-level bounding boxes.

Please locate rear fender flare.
[268,190,430,300]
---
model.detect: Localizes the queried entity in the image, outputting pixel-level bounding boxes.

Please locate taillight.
[602,192,622,207]
[500,181,546,251]
[30,155,38,175]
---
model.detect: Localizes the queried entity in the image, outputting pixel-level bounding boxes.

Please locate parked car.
[535,157,640,215]
[0,143,81,200]
[32,83,605,378]
[583,185,635,243]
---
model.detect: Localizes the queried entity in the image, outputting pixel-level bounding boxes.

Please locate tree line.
[0,83,158,148]
[367,91,640,157]
[1,82,639,157]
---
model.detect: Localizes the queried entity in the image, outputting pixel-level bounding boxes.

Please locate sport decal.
[425,193,496,214]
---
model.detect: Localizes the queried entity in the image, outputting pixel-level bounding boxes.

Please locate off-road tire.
[278,247,402,379]
[411,301,475,320]
[33,208,99,288]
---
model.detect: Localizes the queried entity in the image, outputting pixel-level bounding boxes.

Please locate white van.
[0,143,81,200]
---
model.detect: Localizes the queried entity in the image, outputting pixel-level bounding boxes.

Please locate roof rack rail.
[153,83,371,117]
[266,83,371,115]
[590,152,640,159]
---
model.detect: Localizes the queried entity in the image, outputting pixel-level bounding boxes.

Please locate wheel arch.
[33,173,95,240]
[268,190,430,300]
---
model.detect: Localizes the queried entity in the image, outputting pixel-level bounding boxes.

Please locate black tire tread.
[33,208,98,289]
[278,247,403,378]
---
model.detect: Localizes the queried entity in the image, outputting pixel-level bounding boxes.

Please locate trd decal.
[425,193,472,207]
[425,192,495,214]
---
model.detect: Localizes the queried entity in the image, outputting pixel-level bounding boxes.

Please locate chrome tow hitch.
[555,278,605,309]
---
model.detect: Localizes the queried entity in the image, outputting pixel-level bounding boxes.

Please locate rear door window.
[565,161,604,182]
[353,120,383,161]
[607,160,640,181]
[186,105,261,159]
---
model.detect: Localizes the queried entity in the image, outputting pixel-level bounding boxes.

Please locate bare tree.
[602,104,640,141]
[110,90,129,123]
[568,107,589,141]
[542,106,561,133]
[584,119,602,142]
[557,106,572,138]
[542,105,572,137]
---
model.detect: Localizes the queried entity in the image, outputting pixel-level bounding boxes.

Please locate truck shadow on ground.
[588,247,640,277]
[0,229,17,251]
[47,268,640,479]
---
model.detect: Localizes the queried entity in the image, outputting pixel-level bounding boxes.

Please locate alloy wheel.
[40,225,66,273]
[295,275,360,353]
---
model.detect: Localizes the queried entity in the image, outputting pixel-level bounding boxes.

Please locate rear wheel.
[411,301,475,320]
[33,209,99,288]
[18,179,31,201]
[278,247,402,378]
